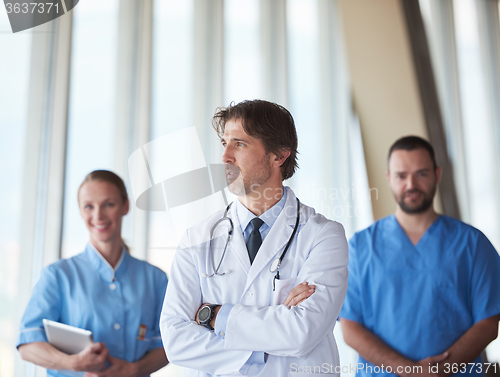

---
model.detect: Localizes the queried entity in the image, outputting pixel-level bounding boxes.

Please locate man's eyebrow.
[393,168,431,174]
[392,170,405,175]
[220,137,251,143]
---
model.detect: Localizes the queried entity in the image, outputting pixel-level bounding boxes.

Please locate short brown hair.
[212,100,299,180]
[388,136,437,170]
[78,170,128,204]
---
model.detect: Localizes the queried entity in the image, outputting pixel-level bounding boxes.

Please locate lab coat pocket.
[271,277,296,306]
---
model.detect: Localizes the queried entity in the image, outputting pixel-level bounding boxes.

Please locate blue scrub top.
[340,215,500,377]
[17,243,168,377]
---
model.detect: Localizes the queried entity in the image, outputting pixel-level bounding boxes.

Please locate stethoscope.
[204,198,301,291]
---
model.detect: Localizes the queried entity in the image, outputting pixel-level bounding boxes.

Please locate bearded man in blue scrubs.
[339,136,500,377]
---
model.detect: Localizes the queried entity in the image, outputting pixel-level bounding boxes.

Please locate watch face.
[198,306,211,322]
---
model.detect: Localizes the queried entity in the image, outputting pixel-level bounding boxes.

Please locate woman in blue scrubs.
[17,170,169,377]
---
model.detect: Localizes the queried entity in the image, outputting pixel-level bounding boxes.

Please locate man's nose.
[222,146,234,163]
[406,175,416,189]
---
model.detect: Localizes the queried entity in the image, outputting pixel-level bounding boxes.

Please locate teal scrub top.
[17,243,168,377]
[340,215,500,377]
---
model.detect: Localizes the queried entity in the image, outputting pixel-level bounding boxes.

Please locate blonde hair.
[78,170,130,253]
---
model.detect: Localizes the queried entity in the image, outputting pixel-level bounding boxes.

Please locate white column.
[14,12,73,377]
[260,0,288,106]
[114,0,154,260]
[475,0,500,242]
[422,0,470,222]
[317,0,353,232]
[192,0,224,164]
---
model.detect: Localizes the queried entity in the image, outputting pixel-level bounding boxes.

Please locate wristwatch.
[197,304,220,330]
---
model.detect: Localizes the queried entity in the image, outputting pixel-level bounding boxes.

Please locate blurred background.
[1,0,499,376]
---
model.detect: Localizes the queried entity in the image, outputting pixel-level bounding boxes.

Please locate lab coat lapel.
[244,189,297,290]
[226,202,251,275]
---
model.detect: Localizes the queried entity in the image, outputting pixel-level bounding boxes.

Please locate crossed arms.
[160,221,348,375]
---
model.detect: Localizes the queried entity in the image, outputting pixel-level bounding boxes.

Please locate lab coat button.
[109,283,116,290]
[245,291,252,298]
[219,331,225,337]
[114,323,120,330]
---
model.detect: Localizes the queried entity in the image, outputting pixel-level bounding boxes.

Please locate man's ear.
[273,150,291,168]
[435,166,442,184]
[385,170,390,184]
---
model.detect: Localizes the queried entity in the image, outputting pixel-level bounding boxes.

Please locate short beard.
[398,189,435,214]
[227,155,272,197]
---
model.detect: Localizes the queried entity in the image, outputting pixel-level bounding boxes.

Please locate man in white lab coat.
[160,99,348,376]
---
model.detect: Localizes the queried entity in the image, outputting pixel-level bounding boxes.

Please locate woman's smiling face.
[78,180,129,245]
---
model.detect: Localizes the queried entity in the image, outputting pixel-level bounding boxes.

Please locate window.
[4,1,364,375]
[420,0,500,362]
[0,9,31,377]
[61,0,119,258]
[224,0,261,103]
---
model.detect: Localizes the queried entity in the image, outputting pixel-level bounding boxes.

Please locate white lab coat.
[160,187,348,376]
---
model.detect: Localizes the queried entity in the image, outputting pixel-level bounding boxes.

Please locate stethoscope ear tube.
[207,203,234,277]
[210,205,233,240]
[270,198,301,274]
[271,198,301,290]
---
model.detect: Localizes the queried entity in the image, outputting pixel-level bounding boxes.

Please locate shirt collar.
[236,188,288,233]
[85,242,128,282]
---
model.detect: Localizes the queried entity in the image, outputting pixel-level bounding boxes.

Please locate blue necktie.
[246,218,264,264]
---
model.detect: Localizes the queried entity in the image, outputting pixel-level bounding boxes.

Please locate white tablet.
[43,319,94,355]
